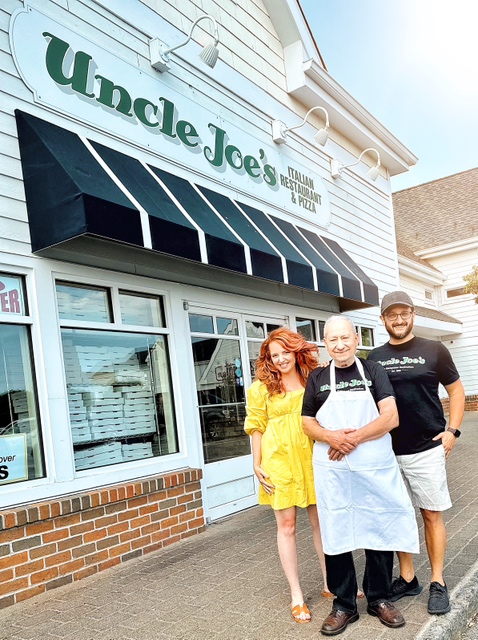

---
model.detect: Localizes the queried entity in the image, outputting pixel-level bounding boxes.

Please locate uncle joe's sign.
[9,5,330,225]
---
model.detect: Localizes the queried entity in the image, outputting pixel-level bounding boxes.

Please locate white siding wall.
[431,248,478,396]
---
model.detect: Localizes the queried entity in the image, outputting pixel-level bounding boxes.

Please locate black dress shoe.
[367,601,405,628]
[321,608,359,636]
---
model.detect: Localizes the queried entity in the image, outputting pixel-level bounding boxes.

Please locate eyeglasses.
[384,311,413,321]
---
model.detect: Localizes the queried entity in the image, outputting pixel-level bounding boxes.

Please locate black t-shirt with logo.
[301,358,394,418]
[368,336,460,455]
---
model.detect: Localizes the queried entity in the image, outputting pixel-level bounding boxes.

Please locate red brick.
[83,529,107,544]
[139,504,158,516]
[1,513,16,529]
[89,493,100,508]
[179,511,196,523]
[170,505,187,516]
[0,576,29,596]
[98,557,120,572]
[70,522,95,536]
[151,529,171,543]
[25,520,54,536]
[167,486,185,498]
[84,550,109,566]
[57,536,83,552]
[140,523,159,536]
[142,542,162,554]
[119,509,138,522]
[43,529,69,544]
[148,490,167,503]
[119,529,140,543]
[72,543,96,558]
[55,513,81,528]
[73,565,97,581]
[109,488,119,502]
[30,567,59,585]
[45,551,72,568]
[15,559,44,578]
[160,516,179,530]
[95,515,118,529]
[50,503,61,518]
[131,536,151,551]
[128,496,148,508]
[59,558,85,575]
[0,526,26,544]
[171,523,188,535]
[38,505,51,520]
[15,584,46,602]
[108,543,131,558]
[107,522,129,537]
[188,517,205,530]
[0,569,13,583]
[0,551,28,570]
[30,543,57,559]
[129,516,150,529]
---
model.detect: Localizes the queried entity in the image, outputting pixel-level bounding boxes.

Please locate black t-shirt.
[302,358,394,417]
[368,336,460,455]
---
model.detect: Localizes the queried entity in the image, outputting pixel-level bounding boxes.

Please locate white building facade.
[0,0,415,605]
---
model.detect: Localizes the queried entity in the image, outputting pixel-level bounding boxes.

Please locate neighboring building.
[0,0,416,605]
[393,167,478,409]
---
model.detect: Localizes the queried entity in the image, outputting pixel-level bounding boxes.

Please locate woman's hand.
[255,465,275,494]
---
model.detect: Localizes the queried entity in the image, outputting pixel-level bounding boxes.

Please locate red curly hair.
[254,327,318,396]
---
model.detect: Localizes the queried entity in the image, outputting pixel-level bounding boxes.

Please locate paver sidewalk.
[0,413,477,640]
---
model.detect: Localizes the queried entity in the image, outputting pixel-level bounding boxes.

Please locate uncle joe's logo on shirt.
[320,378,372,392]
[377,356,426,367]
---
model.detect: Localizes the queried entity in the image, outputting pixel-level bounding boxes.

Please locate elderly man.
[369,291,465,615]
[302,316,419,636]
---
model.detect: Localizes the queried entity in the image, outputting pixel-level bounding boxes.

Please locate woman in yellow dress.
[244,327,328,623]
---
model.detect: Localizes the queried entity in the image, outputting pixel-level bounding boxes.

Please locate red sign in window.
[0,276,24,315]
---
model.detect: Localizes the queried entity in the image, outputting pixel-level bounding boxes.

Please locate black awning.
[16,110,379,310]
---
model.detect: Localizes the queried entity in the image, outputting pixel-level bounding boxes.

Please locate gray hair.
[323,315,356,339]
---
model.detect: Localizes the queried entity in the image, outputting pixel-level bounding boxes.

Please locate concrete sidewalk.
[0,413,477,640]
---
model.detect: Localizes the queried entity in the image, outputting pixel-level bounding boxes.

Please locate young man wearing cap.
[368,291,465,615]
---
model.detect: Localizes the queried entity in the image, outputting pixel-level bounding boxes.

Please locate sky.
[299,0,478,192]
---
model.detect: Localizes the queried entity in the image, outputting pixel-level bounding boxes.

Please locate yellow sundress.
[244,380,316,510]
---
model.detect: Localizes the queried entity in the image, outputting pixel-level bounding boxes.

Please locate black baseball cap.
[381,291,414,314]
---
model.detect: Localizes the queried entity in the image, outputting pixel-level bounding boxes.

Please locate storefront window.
[56,283,178,471]
[56,282,112,322]
[119,291,164,327]
[296,317,316,342]
[0,273,44,485]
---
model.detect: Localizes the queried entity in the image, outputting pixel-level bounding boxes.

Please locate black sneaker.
[428,582,450,615]
[389,575,423,602]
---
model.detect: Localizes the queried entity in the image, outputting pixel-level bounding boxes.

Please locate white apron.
[313,358,419,556]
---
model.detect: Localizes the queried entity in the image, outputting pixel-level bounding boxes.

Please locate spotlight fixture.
[150,14,220,73]
[330,147,381,181]
[272,106,330,146]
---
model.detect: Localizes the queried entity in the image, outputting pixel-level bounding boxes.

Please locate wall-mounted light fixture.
[272,106,330,146]
[150,14,220,73]
[330,147,381,181]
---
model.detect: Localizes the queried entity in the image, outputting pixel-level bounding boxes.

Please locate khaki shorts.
[396,445,452,512]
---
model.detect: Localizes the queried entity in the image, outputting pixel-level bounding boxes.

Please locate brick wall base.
[441,395,478,413]
[0,468,204,609]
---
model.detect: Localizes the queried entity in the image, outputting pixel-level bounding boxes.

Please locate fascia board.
[398,256,446,285]
[413,316,463,338]
[416,237,478,259]
[284,44,418,176]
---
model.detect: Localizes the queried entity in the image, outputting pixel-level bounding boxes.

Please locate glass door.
[188,310,285,520]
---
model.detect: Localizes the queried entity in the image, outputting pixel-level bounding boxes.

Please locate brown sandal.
[291,602,311,623]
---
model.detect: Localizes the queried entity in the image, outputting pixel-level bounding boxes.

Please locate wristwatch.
[447,428,461,438]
